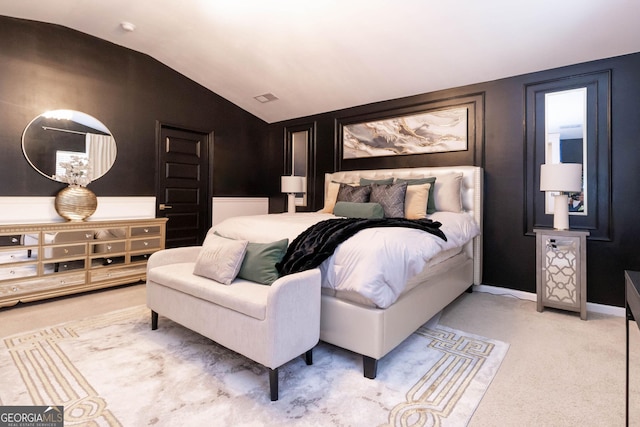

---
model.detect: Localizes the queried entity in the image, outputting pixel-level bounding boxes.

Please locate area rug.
[0,305,508,426]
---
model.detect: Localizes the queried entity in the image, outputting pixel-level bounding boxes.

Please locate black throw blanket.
[276,217,447,276]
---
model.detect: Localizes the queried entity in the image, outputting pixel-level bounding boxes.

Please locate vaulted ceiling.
[1,0,638,123]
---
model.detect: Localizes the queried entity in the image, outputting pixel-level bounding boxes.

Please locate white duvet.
[212,212,479,309]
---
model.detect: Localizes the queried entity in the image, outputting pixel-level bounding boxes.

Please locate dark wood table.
[625,270,640,426]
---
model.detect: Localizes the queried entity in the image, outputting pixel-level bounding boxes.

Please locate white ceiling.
[1,0,639,124]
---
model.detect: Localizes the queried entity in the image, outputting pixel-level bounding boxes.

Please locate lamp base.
[287,193,296,214]
[552,194,570,230]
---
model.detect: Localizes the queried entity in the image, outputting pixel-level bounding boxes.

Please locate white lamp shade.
[540,163,582,193]
[281,176,304,193]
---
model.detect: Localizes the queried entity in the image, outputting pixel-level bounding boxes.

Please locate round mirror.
[22,110,117,183]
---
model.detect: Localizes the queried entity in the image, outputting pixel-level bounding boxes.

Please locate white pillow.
[193,234,248,284]
[321,181,358,213]
[320,181,340,213]
[434,173,463,213]
[404,183,431,219]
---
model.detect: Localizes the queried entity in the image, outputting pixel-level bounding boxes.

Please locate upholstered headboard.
[324,166,483,284]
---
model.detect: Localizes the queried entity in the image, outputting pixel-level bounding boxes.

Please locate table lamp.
[281,176,304,214]
[540,163,583,230]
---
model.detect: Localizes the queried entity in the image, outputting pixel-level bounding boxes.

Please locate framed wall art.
[342,106,468,159]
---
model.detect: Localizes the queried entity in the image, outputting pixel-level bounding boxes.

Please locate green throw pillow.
[237,238,289,285]
[333,202,384,219]
[396,177,437,214]
[359,177,394,186]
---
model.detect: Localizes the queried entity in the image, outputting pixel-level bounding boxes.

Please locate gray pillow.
[434,172,464,212]
[337,183,371,203]
[193,234,248,285]
[237,238,289,285]
[370,182,408,218]
[396,177,437,214]
[333,202,384,219]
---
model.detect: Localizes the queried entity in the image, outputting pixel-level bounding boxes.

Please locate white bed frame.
[319,166,483,378]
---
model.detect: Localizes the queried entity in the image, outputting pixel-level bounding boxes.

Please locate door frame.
[155,121,214,245]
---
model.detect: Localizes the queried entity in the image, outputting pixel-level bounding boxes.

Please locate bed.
[212,165,482,378]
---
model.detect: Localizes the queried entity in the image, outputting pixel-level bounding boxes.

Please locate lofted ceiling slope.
[1,0,639,123]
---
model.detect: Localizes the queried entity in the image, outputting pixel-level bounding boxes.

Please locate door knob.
[159,204,173,210]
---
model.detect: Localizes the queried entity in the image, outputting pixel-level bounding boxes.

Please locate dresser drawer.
[45,259,85,273]
[43,230,94,244]
[0,272,86,296]
[43,243,87,259]
[92,240,126,255]
[131,225,161,237]
[131,253,153,264]
[90,256,126,268]
[0,264,39,281]
[0,248,37,265]
[0,235,23,246]
[94,228,127,240]
[130,238,161,252]
[90,264,146,283]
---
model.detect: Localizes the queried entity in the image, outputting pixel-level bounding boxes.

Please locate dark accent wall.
[3,16,640,308]
[0,17,281,204]
[270,52,640,308]
[560,138,583,164]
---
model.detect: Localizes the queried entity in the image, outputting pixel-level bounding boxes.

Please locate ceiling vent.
[254,93,279,103]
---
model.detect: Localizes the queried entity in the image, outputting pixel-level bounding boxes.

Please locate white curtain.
[86,133,117,179]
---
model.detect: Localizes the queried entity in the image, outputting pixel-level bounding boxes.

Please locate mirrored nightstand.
[534,228,589,320]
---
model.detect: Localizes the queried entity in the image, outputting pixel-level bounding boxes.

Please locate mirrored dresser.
[0,218,167,308]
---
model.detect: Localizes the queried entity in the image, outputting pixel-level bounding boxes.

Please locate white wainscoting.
[0,196,156,223]
[212,197,269,225]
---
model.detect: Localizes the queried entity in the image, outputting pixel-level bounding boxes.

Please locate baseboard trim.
[473,284,625,318]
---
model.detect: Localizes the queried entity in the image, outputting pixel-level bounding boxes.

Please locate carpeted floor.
[0,305,508,426]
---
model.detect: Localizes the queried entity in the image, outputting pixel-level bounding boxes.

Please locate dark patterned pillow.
[337,183,371,203]
[370,182,408,218]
